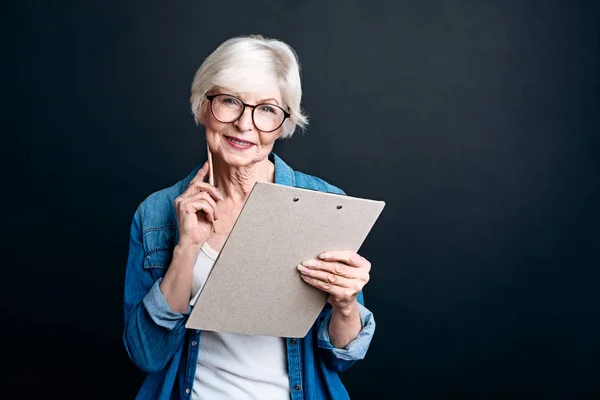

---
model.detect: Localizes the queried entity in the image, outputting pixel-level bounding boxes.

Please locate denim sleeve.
[122,209,189,373]
[143,278,191,329]
[316,292,376,372]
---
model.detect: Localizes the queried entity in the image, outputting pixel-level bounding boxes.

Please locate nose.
[233,106,254,132]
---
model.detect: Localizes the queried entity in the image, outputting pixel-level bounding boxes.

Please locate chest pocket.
[142,225,177,277]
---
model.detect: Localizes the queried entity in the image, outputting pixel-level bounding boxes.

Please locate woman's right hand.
[174,161,223,249]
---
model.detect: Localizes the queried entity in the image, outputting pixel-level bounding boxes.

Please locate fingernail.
[297,264,308,273]
[318,253,330,260]
[302,259,317,267]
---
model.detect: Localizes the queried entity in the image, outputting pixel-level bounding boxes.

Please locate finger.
[186,165,214,191]
[176,190,219,214]
[191,161,209,184]
[187,162,218,192]
[182,179,223,201]
[184,181,223,202]
[318,250,368,269]
[177,194,218,222]
[300,259,354,278]
[297,264,359,288]
[188,191,219,220]
[300,275,351,299]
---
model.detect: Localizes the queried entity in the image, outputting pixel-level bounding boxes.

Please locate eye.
[259,105,277,114]
[222,96,241,105]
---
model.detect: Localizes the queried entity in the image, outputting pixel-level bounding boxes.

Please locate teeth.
[229,137,252,145]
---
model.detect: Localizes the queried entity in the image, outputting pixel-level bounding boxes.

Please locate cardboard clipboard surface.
[185,182,385,337]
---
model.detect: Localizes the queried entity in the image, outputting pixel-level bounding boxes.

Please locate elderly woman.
[123,35,376,400]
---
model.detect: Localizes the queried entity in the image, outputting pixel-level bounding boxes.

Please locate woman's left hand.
[298,250,371,313]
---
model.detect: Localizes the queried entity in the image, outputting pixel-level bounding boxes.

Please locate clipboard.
[185,182,385,337]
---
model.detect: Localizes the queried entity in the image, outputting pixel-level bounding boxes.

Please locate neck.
[212,156,275,204]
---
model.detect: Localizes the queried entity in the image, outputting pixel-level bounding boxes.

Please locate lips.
[225,136,255,146]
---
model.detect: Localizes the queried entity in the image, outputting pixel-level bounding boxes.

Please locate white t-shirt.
[190,243,290,400]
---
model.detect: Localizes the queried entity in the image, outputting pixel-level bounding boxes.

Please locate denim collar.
[272,152,295,187]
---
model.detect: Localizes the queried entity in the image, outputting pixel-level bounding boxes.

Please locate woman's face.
[202,88,284,168]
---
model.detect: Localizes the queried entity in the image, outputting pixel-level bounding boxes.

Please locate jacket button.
[290,339,297,345]
[185,388,190,394]
[294,384,301,391]
[191,341,197,346]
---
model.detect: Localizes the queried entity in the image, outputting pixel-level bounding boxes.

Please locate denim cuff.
[142,278,191,331]
[317,302,376,361]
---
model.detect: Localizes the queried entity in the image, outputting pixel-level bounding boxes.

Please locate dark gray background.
[2,0,599,398]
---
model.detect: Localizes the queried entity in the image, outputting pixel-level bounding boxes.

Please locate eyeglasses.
[206,94,290,133]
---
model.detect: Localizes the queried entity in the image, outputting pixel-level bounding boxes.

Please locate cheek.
[204,114,227,137]
[259,128,283,147]
[258,134,278,151]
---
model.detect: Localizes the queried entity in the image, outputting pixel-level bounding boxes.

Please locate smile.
[225,136,255,147]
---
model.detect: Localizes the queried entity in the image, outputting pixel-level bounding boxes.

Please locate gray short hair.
[190,35,308,139]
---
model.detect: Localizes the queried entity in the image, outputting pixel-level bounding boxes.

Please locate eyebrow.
[258,98,280,105]
[225,92,281,106]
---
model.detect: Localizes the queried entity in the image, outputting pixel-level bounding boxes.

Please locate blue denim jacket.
[123,153,376,399]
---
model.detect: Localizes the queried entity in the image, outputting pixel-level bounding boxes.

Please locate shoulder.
[292,170,346,195]
[272,153,345,195]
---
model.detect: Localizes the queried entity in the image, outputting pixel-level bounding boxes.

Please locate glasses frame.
[206,94,290,133]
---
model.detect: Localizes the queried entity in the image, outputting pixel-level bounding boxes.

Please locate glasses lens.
[211,95,243,122]
[253,104,285,132]
[210,94,286,132]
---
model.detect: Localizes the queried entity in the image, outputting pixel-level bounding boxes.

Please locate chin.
[218,149,267,168]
